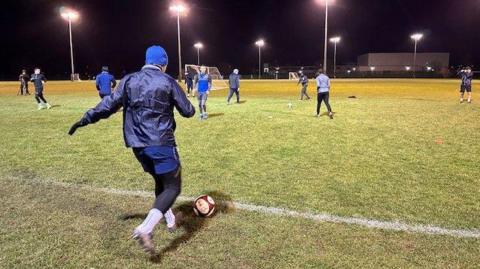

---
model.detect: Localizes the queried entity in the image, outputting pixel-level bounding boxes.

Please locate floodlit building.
[357,53,449,72]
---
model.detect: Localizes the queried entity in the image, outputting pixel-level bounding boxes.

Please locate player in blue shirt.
[95,66,117,99]
[194,66,212,120]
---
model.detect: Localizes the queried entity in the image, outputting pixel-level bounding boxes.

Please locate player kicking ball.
[315,69,333,119]
[458,67,473,104]
[68,45,195,255]
[194,66,212,120]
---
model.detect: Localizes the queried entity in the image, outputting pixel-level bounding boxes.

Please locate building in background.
[357,53,450,72]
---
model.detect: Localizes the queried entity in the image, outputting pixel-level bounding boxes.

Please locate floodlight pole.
[333,40,337,78]
[196,47,200,65]
[323,1,329,74]
[413,39,418,78]
[176,13,183,82]
[258,46,262,79]
[68,18,75,81]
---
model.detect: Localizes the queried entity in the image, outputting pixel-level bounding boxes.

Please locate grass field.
[0,79,479,268]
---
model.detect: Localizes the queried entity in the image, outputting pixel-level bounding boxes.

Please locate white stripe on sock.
[165,209,176,228]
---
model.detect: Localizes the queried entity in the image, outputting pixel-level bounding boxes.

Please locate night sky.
[2,0,479,80]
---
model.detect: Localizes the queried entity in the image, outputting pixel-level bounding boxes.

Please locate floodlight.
[255,39,265,47]
[405,66,411,71]
[194,42,203,49]
[60,8,79,21]
[410,33,423,41]
[169,4,187,14]
[329,36,341,43]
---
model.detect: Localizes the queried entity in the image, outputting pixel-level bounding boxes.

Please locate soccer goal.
[185,64,229,90]
[289,72,299,81]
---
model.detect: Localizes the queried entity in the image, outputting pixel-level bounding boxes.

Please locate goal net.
[185,65,229,90]
[288,72,299,81]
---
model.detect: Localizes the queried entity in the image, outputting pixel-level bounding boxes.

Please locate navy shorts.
[461,85,472,93]
[133,146,180,175]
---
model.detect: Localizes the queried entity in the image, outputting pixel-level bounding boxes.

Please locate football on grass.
[193,195,215,217]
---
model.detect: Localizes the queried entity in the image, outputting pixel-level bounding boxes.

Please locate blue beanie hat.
[145,45,168,66]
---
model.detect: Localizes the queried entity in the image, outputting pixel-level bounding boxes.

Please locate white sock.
[165,209,176,228]
[137,208,163,234]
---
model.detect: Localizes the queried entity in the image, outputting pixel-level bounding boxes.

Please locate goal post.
[288,72,299,81]
[185,64,229,90]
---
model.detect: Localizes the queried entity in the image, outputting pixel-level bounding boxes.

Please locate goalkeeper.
[68,45,195,255]
[194,66,212,120]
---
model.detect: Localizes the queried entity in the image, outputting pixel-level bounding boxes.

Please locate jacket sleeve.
[41,74,47,83]
[80,77,127,125]
[171,79,195,118]
[208,75,212,90]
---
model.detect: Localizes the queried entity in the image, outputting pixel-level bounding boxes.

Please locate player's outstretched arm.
[68,77,127,135]
[171,79,195,118]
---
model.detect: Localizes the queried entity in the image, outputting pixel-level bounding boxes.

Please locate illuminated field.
[0,79,479,268]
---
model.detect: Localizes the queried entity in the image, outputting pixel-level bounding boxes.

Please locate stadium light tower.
[255,39,265,79]
[329,36,341,78]
[194,42,203,65]
[410,33,423,78]
[60,7,79,82]
[315,0,334,74]
[170,3,187,82]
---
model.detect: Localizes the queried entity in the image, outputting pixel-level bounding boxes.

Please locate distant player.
[95,66,117,99]
[297,71,310,100]
[227,69,240,104]
[19,69,30,95]
[194,66,212,120]
[315,69,333,119]
[30,68,51,110]
[458,67,473,103]
[185,70,194,97]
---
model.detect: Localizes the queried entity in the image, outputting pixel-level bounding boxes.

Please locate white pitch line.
[13,177,480,239]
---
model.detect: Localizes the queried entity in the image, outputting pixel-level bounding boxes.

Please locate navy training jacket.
[79,65,195,148]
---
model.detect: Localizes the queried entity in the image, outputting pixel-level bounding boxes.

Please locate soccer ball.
[193,195,216,217]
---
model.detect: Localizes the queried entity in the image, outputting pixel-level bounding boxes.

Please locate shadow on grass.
[238,100,247,104]
[208,113,225,118]
[120,191,235,264]
[50,105,62,109]
[318,112,337,117]
[150,190,234,263]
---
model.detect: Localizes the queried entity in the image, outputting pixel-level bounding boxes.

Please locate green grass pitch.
[0,79,479,268]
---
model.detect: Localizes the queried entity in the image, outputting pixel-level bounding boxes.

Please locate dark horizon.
[2,0,479,80]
